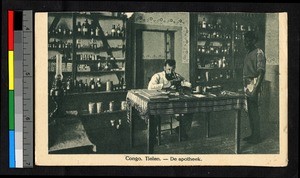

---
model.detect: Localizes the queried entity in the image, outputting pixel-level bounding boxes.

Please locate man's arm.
[251,69,265,96]
[147,73,171,90]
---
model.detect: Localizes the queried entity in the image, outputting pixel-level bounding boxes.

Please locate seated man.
[148,59,193,140]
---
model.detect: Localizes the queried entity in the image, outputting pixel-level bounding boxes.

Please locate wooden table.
[126,89,245,154]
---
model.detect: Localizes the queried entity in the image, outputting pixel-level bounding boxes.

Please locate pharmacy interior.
[48,12,280,154]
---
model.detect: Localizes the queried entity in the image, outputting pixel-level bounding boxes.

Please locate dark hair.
[164,59,176,67]
[244,31,258,41]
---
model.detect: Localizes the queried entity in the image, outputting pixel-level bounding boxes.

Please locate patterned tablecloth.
[126,89,245,122]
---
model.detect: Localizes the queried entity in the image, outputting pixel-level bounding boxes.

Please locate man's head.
[244,31,258,51]
[164,59,176,80]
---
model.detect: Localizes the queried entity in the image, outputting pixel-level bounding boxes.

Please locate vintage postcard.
[35,11,288,166]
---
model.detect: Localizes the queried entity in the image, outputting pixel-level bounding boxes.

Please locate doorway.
[136,30,175,89]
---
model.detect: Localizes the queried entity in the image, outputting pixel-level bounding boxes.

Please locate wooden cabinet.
[190,13,265,91]
[48,12,129,117]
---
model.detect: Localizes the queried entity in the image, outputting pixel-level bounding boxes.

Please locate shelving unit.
[48,12,129,118]
[190,13,265,91]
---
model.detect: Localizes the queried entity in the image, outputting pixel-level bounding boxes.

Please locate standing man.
[242,31,266,144]
[148,59,193,141]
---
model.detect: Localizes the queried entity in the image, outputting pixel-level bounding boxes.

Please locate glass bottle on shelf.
[111,25,116,37]
[96,78,102,91]
[116,24,121,37]
[82,21,87,36]
[97,62,101,71]
[95,27,100,37]
[78,79,83,92]
[73,79,78,92]
[76,39,81,49]
[89,78,95,91]
[66,76,72,92]
[90,20,94,36]
[222,57,226,68]
[77,21,82,35]
[84,79,88,92]
[202,18,207,29]
[121,26,125,37]
[122,78,126,90]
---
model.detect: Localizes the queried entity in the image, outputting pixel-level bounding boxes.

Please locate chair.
[157,114,183,145]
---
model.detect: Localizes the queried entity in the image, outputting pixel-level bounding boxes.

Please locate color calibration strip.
[8,10,15,168]
[8,10,34,168]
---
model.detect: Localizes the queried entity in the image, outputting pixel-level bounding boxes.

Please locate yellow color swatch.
[9,51,14,90]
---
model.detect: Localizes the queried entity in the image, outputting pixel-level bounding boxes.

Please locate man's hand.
[170,78,182,85]
[245,87,257,98]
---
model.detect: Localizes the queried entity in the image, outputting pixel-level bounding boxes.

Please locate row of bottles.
[76,38,103,49]
[49,26,73,36]
[76,19,125,37]
[234,22,257,32]
[199,17,225,30]
[198,31,231,40]
[198,44,231,55]
[197,70,232,83]
[49,52,72,61]
[107,24,125,37]
[65,77,126,93]
[48,62,72,72]
[49,39,73,49]
[199,17,258,32]
[197,56,229,69]
[77,60,124,72]
[76,38,124,49]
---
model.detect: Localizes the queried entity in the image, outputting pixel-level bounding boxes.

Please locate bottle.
[73,79,78,92]
[66,76,72,92]
[111,25,116,37]
[222,57,226,68]
[90,20,94,36]
[89,78,95,91]
[95,27,100,36]
[122,78,126,90]
[78,79,83,92]
[235,22,238,31]
[121,26,125,37]
[202,18,207,29]
[77,22,81,34]
[96,78,102,91]
[76,39,81,49]
[84,79,88,92]
[116,24,121,37]
[97,62,101,71]
[82,21,87,36]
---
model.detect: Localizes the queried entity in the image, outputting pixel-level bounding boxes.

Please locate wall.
[132,12,190,81]
[264,13,279,123]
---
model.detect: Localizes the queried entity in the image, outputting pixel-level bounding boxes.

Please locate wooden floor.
[79,110,279,155]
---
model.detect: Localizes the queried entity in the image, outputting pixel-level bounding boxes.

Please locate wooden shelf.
[76,59,125,64]
[76,12,127,20]
[76,47,124,52]
[198,38,232,42]
[197,53,231,57]
[80,110,127,117]
[197,67,234,70]
[76,70,125,75]
[48,33,73,39]
[75,34,125,40]
[198,27,232,33]
[67,90,127,96]
[48,48,73,52]
[48,58,73,63]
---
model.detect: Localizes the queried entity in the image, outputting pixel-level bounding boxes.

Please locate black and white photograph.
[35,11,287,166]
